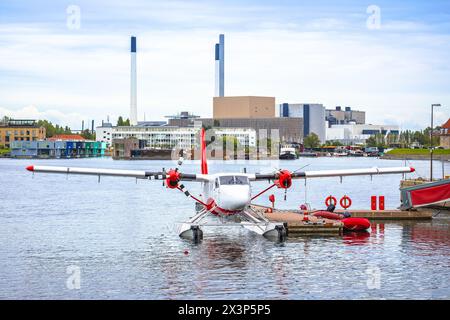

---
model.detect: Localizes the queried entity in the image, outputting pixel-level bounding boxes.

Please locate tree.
[36,120,72,138]
[303,133,320,149]
[324,140,343,147]
[117,116,131,126]
[81,129,95,140]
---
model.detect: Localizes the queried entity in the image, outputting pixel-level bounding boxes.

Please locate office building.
[326,106,365,125]
[326,123,400,144]
[279,103,326,143]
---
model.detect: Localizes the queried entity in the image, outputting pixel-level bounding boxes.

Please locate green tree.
[303,133,320,149]
[81,129,95,140]
[36,120,72,138]
[117,116,131,126]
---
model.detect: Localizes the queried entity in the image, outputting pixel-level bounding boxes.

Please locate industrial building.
[130,36,138,126]
[326,106,366,125]
[215,34,225,97]
[279,103,326,143]
[0,119,46,148]
[166,111,200,127]
[326,123,400,145]
[200,118,302,144]
[213,96,276,119]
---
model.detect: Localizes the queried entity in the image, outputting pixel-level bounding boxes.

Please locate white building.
[326,123,400,144]
[96,123,113,147]
[214,128,256,147]
[96,125,256,149]
[279,103,326,143]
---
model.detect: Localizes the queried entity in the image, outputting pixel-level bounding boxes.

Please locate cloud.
[0,105,85,129]
[0,0,449,131]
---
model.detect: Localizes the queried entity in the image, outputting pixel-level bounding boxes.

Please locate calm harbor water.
[0,157,449,299]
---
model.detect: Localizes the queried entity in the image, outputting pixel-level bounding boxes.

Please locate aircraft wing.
[25,165,210,182]
[252,166,415,181]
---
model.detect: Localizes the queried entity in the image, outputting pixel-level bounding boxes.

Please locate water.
[0,157,449,299]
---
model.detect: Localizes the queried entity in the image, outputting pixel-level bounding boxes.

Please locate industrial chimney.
[215,34,225,97]
[130,36,138,126]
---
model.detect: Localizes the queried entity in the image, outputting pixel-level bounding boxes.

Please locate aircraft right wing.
[25,165,210,182]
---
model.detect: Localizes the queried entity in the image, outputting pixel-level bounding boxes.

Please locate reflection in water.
[1,158,450,299]
[342,231,371,245]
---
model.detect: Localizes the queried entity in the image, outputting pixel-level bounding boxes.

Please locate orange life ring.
[325,195,337,207]
[340,195,352,209]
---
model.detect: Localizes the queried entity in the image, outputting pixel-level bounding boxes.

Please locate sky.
[0,0,449,130]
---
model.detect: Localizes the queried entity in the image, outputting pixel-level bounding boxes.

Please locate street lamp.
[430,103,441,181]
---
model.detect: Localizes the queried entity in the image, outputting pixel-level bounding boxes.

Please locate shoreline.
[381,154,450,161]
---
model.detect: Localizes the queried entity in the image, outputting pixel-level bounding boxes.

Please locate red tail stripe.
[201,127,208,174]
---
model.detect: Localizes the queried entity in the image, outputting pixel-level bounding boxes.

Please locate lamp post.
[430,103,441,181]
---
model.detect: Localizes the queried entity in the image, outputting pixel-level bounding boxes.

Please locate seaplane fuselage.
[202,174,252,215]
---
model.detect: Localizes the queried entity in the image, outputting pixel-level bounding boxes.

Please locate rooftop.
[48,134,86,141]
[0,119,38,127]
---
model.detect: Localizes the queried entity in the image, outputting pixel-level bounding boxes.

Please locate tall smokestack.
[130,36,138,126]
[214,43,220,97]
[214,34,225,97]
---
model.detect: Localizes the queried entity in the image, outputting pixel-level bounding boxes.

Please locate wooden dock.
[252,206,344,235]
[333,209,433,220]
[251,204,434,235]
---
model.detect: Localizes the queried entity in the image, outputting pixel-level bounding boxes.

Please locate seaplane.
[25,128,415,242]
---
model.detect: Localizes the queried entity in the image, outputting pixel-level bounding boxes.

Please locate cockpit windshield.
[219,175,249,185]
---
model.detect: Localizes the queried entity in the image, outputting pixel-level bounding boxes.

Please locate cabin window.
[219,175,249,185]
[234,176,249,185]
[219,176,234,185]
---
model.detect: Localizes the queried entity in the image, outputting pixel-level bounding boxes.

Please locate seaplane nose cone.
[26,165,34,172]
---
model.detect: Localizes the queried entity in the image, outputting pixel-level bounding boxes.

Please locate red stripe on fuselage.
[206,197,242,216]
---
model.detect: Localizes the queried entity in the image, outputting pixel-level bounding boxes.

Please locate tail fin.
[200,127,208,174]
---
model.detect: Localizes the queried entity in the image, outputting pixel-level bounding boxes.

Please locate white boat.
[279,146,297,160]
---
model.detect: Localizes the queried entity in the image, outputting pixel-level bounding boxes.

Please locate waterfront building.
[439,118,450,149]
[0,119,46,148]
[10,139,106,158]
[105,125,256,150]
[325,106,366,125]
[326,123,400,145]
[96,122,114,147]
[279,103,326,143]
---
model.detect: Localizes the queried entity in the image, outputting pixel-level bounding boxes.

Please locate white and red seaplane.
[26,128,415,242]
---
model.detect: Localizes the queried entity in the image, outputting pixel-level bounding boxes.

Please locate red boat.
[312,211,371,231]
[341,218,371,231]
